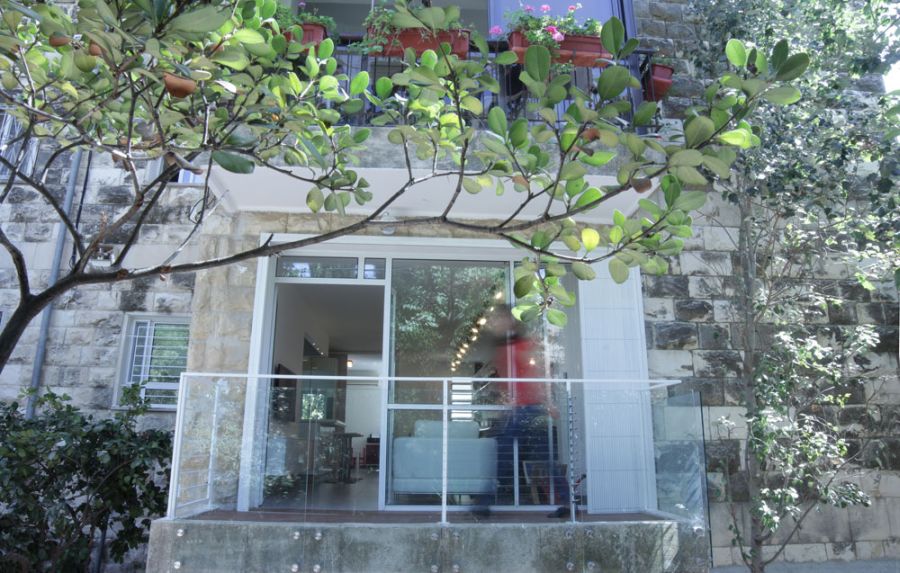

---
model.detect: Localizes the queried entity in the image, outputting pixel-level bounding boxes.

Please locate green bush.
[0,391,172,572]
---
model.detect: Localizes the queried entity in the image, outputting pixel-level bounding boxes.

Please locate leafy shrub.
[0,391,172,572]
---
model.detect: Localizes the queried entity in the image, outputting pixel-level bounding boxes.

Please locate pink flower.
[545,25,558,33]
[540,4,551,12]
[552,31,565,42]
[568,4,577,11]
[489,25,503,36]
[523,5,534,13]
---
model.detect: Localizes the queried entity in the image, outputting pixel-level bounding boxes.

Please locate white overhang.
[208,166,651,223]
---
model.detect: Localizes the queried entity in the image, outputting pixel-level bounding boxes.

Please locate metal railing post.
[567,380,577,524]
[441,378,449,525]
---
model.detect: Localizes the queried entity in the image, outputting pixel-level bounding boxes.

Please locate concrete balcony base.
[146,517,710,573]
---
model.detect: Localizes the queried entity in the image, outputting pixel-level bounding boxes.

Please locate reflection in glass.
[276,256,357,279]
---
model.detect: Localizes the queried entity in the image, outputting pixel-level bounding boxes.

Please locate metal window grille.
[124,318,189,409]
[0,111,38,180]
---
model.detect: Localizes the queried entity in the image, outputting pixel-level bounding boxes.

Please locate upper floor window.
[118,314,190,410]
[0,110,39,180]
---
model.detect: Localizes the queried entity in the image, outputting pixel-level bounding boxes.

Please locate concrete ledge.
[147,518,710,573]
[712,559,900,573]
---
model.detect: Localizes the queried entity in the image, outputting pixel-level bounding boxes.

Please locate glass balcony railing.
[166,372,708,542]
[303,37,659,129]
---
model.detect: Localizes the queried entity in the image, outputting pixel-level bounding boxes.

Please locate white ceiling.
[278,283,385,353]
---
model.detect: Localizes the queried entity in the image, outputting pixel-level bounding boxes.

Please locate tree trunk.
[737,196,767,573]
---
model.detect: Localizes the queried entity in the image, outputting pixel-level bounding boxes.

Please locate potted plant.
[274,3,336,46]
[501,3,609,67]
[358,1,470,59]
[642,56,675,101]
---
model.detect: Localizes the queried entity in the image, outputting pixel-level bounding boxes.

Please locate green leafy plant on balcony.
[355,0,468,56]
[273,3,337,36]
[501,3,602,51]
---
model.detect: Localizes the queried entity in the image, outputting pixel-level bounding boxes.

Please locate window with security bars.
[0,111,38,180]
[122,316,190,409]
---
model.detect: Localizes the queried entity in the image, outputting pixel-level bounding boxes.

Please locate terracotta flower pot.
[642,63,674,101]
[508,30,611,68]
[371,28,469,59]
[300,23,327,46]
[163,72,197,98]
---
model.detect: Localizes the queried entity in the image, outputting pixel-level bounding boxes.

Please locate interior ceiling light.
[347,359,353,368]
[494,291,503,300]
[477,317,487,326]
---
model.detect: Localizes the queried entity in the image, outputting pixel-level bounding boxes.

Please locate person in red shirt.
[472,307,570,518]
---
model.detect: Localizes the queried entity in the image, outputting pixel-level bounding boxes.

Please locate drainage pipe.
[25,148,84,419]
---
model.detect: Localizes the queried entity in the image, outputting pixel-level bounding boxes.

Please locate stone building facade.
[0,0,897,571]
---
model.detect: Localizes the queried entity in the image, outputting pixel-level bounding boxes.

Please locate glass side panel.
[276,256,358,279]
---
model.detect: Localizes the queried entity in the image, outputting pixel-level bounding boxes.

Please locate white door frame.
[239,234,657,512]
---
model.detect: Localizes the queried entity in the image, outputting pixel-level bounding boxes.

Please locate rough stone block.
[654,322,699,349]
[644,298,675,321]
[648,349,694,378]
[649,2,684,21]
[644,275,689,298]
[675,299,713,322]
[694,350,742,378]
[679,252,733,276]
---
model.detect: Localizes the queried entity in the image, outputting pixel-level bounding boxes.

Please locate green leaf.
[514,275,535,298]
[233,29,265,45]
[375,77,393,99]
[596,65,631,100]
[546,308,568,327]
[770,39,789,71]
[495,51,518,66]
[582,228,600,252]
[488,106,508,137]
[581,151,616,167]
[571,261,596,280]
[461,95,483,115]
[212,150,254,173]
[463,178,482,194]
[633,101,658,127]
[763,85,801,105]
[684,116,715,148]
[560,162,587,181]
[509,118,528,148]
[392,10,425,29]
[319,38,334,59]
[775,53,810,81]
[600,17,625,55]
[306,187,324,212]
[675,166,708,186]
[670,150,704,167]
[608,258,629,284]
[701,155,731,179]
[524,45,551,82]
[673,190,707,211]
[719,129,753,148]
[170,6,230,34]
[725,39,747,67]
[574,187,603,210]
[563,234,581,252]
[350,71,369,96]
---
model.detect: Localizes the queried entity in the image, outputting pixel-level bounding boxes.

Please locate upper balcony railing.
[312,36,661,129]
[167,372,708,533]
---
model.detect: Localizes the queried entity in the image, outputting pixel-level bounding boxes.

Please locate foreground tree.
[0,0,808,375]
[692,0,899,570]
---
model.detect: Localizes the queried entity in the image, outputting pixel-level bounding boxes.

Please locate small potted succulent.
[643,55,675,101]
[274,3,336,46]
[499,3,609,67]
[358,1,470,58]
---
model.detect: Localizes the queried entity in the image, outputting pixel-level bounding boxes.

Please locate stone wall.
[0,152,199,419]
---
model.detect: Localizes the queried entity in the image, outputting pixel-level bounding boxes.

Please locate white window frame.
[0,110,39,180]
[115,312,191,411]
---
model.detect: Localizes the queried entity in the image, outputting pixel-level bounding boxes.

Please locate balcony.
[207,38,666,221]
[147,373,711,572]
